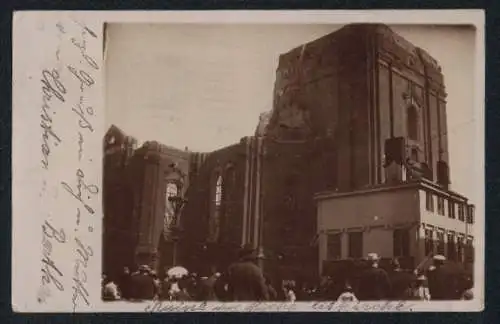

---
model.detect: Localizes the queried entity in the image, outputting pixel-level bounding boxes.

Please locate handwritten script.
[37,19,100,312]
[143,301,415,313]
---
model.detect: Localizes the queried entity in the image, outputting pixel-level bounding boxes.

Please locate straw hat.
[433,254,446,261]
[366,253,380,261]
[139,264,151,272]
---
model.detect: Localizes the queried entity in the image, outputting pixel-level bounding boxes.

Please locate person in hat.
[336,282,358,302]
[102,274,121,301]
[117,267,132,300]
[129,264,157,300]
[149,270,161,298]
[264,274,278,301]
[388,258,414,300]
[225,244,269,301]
[356,253,392,300]
[408,274,430,301]
[198,268,221,301]
[427,254,455,300]
[284,281,297,302]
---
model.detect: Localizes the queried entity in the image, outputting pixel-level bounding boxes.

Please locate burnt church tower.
[254,24,454,279]
[266,24,450,192]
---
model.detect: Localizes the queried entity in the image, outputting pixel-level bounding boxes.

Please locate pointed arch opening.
[215,175,223,207]
[407,105,419,141]
[164,181,179,239]
[208,174,224,243]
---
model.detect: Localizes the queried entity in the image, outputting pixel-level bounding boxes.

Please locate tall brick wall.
[179,141,248,274]
[102,126,137,278]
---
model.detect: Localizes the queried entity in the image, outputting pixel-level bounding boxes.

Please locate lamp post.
[168,195,188,266]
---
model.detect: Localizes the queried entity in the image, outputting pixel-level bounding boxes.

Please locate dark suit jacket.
[427,266,458,300]
[198,276,218,301]
[129,273,156,300]
[357,266,392,300]
[226,260,269,301]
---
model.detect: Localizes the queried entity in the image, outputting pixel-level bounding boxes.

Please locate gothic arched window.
[208,175,223,243]
[215,175,223,207]
[164,182,178,239]
[407,105,419,141]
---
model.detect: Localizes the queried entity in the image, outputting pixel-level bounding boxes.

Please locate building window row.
[424,229,473,263]
[425,191,474,224]
[326,228,411,260]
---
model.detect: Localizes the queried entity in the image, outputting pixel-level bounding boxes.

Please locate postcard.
[12,10,485,312]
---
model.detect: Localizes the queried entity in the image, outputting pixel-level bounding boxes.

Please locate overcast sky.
[105,24,478,202]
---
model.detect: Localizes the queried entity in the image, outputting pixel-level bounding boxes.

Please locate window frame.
[466,205,475,224]
[458,204,465,221]
[436,231,445,255]
[448,200,456,219]
[326,233,342,260]
[447,233,456,261]
[424,229,434,256]
[348,231,363,259]
[393,228,410,257]
[437,196,445,216]
[425,192,434,212]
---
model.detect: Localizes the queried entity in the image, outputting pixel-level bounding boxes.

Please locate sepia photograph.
[101,21,479,305]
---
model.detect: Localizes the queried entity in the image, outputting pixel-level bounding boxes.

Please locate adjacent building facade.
[316,180,475,275]
[103,24,475,283]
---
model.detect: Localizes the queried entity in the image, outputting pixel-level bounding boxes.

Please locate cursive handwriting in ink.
[76,207,81,226]
[43,220,66,243]
[41,69,66,102]
[71,237,93,311]
[67,65,95,91]
[71,19,98,38]
[77,132,84,161]
[61,169,99,214]
[244,302,297,312]
[40,69,66,169]
[71,37,99,70]
[145,301,208,313]
[311,300,413,312]
[72,102,94,132]
[40,220,66,297]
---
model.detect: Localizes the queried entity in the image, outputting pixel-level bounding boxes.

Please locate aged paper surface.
[12,10,484,312]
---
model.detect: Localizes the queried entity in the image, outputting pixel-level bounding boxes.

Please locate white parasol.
[167,266,189,279]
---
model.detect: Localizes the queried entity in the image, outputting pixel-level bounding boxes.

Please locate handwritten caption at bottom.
[143,301,414,313]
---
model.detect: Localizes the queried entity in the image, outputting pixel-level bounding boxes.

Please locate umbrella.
[167,266,189,279]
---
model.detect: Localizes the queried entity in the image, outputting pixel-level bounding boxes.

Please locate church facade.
[102,24,475,282]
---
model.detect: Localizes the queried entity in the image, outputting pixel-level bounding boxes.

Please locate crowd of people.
[102,245,474,302]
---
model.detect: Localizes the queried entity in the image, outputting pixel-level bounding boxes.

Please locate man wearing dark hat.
[129,264,157,300]
[388,258,414,300]
[427,254,456,300]
[356,253,392,300]
[225,244,269,301]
